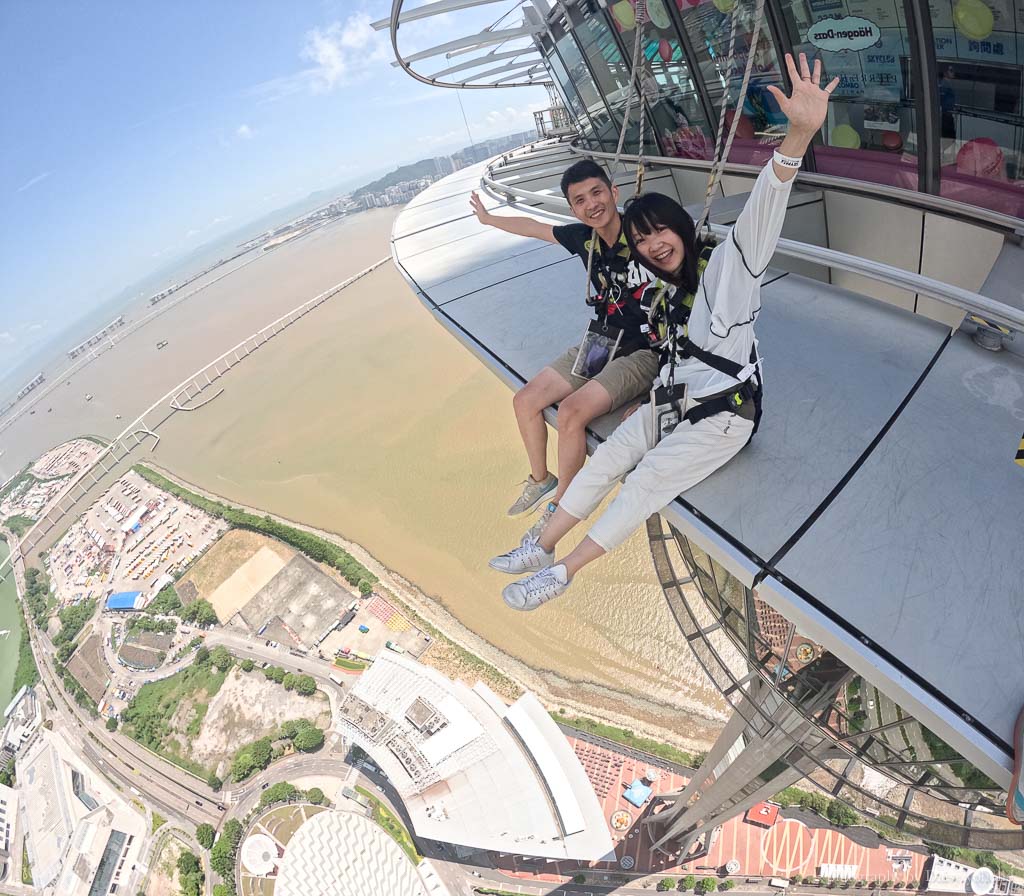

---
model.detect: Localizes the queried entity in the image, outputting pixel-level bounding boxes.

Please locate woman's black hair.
[622,192,702,294]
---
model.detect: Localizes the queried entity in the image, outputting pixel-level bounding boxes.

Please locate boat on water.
[156,340,168,349]
[85,393,93,401]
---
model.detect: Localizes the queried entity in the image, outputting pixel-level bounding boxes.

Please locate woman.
[490,53,838,611]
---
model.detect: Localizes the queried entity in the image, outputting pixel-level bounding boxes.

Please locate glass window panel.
[574,11,660,155]
[776,0,920,190]
[556,32,620,149]
[605,1,716,158]
[677,0,786,166]
[929,0,1024,217]
[545,45,589,127]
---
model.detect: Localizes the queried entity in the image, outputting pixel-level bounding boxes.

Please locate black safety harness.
[648,242,763,438]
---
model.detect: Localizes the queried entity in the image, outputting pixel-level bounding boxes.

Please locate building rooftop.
[337,650,613,859]
[274,809,427,896]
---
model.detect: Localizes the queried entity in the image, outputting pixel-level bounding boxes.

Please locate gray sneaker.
[502,564,570,611]
[507,473,557,517]
[524,501,557,542]
[489,534,554,575]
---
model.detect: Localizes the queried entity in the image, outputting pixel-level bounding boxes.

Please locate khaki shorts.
[547,346,660,410]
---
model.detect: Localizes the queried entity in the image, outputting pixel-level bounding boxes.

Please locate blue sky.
[0,1,547,376]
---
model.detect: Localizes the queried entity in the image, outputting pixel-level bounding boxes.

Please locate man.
[469,160,658,553]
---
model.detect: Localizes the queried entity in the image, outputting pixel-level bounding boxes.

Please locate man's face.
[566,177,619,231]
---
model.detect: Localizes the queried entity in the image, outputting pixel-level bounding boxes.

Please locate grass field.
[356,785,421,864]
[121,660,229,778]
[333,657,367,671]
[179,529,293,606]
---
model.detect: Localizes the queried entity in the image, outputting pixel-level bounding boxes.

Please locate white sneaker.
[488,534,554,575]
[502,564,570,611]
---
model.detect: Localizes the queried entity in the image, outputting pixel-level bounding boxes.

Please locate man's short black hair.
[560,159,612,198]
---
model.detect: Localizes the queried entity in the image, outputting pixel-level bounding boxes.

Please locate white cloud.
[208,215,232,227]
[248,13,390,101]
[15,172,50,194]
[0,332,15,346]
[185,228,201,239]
[302,13,389,92]
[27,322,46,332]
[236,124,253,139]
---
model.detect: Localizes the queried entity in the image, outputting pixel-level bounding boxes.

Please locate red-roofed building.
[744,802,779,829]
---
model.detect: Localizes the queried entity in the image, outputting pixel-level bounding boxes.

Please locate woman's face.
[630,223,686,276]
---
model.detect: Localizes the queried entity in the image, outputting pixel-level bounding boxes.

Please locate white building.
[16,729,145,895]
[337,650,613,860]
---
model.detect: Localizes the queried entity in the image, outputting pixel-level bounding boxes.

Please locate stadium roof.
[274,809,427,896]
[105,591,142,611]
[337,650,614,860]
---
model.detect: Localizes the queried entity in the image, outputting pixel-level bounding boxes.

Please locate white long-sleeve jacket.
[659,161,794,399]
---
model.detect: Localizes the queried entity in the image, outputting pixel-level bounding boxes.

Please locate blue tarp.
[623,779,652,808]
[106,591,142,610]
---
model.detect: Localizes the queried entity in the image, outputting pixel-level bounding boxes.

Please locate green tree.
[196,823,216,850]
[282,672,296,691]
[194,646,210,666]
[207,773,223,792]
[295,674,316,696]
[240,658,254,672]
[719,882,735,891]
[231,753,254,781]
[659,881,676,892]
[826,800,860,827]
[182,598,218,627]
[305,787,325,805]
[701,878,719,894]
[573,873,586,884]
[259,782,298,807]
[177,852,201,876]
[208,645,232,671]
[681,875,696,891]
[263,665,285,683]
[105,716,118,731]
[211,819,244,882]
[148,584,182,615]
[358,579,373,596]
[212,886,235,896]
[293,727,324,752]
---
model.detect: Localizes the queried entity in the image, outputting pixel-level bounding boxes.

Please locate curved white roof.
[240,832,278,876]
[275,810,426,896]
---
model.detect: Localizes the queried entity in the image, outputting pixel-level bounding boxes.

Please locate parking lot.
[49,469,226,606]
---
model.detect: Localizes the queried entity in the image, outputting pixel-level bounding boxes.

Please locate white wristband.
[773,150,803,169]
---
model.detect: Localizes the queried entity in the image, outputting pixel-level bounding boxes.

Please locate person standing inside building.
[469,161,658,550]
[490,53,839,610]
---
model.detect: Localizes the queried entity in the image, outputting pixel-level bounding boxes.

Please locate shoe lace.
[527,567,561,596]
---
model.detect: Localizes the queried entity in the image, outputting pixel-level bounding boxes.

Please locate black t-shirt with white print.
[553,223,654,356]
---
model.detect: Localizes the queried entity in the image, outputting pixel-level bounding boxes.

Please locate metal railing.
[573,143,1024,237]
[480,158,1024,334]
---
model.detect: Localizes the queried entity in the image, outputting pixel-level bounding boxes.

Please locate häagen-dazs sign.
[806,16,881,52]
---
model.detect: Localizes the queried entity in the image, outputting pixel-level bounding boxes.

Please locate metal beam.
[395,25,544,65]
[371,0,510,31]
[458,58,544,84]
[493,64,545,85]
[428,47,534,79]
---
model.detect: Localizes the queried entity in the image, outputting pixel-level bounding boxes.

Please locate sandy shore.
[144,462,722,755]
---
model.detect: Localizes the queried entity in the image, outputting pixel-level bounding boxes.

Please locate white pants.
[559,401,755,552]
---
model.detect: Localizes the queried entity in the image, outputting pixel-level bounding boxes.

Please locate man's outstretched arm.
[470,191,558,244]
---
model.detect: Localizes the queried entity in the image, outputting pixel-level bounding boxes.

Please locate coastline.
[142,461,722,755]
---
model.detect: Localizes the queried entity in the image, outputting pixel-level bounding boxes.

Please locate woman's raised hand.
[766,53,840,138]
